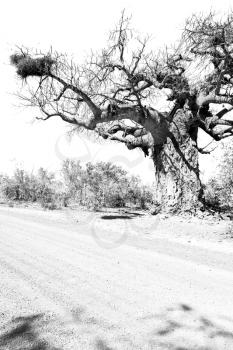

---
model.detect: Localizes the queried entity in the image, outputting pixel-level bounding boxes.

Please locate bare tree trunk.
[153,109,203,213]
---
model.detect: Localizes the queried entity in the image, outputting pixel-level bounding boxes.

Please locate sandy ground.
[0,205,233,349]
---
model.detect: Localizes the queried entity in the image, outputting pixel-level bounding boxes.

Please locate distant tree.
[204,177,222,209]
[61,159,153,209]
[218,143,233,208]
[0,174,16,201]
[11,13,233,212]
[88,162,128,208]
[0,168,33,201]
[0,167,64,209]
[61,159,84,203]
[205,142,233,210]
[0,162,153,209]
[35,168,54,203]
[220,143,233,184]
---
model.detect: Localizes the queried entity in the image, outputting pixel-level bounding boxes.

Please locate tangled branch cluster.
[10,11,233,157]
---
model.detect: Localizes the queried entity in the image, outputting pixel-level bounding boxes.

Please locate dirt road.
[0,207,233,349]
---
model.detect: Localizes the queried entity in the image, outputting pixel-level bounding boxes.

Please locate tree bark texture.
[153,109,203,213]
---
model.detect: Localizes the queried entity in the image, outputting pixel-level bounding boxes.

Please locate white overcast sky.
[1,0,232,183]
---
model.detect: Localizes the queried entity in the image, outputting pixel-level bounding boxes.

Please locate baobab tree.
[10,12,233,213]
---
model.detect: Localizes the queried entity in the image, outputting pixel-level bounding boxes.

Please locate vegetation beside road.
[0,160,154,211]
[1,143,233,215]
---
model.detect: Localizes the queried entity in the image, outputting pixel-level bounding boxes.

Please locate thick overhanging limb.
[105,121,147,138]
[9,44,183,135]
[212,119,233,127]
[200,95,233,134]
[98,103,165,124]
[198,117,233,140]
[196,94,233,140]
[198,121,221,140]
[217,126,233,138]
[98,118,154,156]
[97,104,144,126]
[100,131,153,156]
[197,93,233,107]
[216,106,233,118]
[34,85,169,136]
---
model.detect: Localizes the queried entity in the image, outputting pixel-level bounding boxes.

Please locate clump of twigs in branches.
[10,53,55,79]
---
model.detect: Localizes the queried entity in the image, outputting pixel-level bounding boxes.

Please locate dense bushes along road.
[0,160,154,210]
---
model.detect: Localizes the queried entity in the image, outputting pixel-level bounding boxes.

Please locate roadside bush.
[41,200,58,210]
[61,160,154,210]
[204,178,222,210]
[204,142,233,212]
[0,161,154,211]
[0,167,62,209]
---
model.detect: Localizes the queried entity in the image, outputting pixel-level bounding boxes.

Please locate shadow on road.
[101,215,134,220]
[100,210,145,220]
[0,314,60,350]
[140,303,233,350]
[1,304,233,349]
